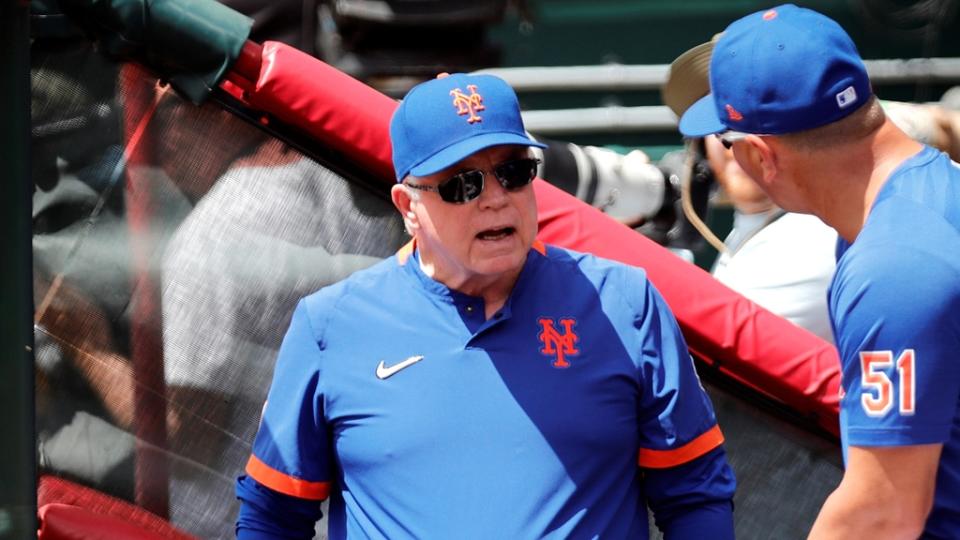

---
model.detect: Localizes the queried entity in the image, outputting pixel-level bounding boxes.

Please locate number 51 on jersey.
[860,349,916,417]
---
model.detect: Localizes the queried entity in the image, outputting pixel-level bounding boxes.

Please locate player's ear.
[391,183,420,233]
[733,135,779,187]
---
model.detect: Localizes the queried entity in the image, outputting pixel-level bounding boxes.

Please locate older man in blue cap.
[235,72,735,538]
[680,4,960,538]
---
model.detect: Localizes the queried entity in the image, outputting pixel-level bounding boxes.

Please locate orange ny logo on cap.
[450,85,485,124]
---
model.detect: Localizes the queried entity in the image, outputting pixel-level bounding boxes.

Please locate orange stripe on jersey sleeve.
[637,424,725,469]
[245,454,330,500]
[531,240,547,255]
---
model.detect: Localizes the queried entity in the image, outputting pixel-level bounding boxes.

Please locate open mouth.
[476,227,515,241]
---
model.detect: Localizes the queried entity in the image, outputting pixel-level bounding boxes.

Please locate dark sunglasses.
[405,157,541,204]
[717,131,749,150]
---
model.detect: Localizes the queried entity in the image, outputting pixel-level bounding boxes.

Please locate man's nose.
[478,172,510,208]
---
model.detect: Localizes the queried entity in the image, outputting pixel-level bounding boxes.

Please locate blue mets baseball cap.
[679,4,872,137]
[390,72,546,181]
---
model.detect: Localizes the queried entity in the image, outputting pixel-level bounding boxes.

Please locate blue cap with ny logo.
[390,72,546,182]
[679,4,872,137]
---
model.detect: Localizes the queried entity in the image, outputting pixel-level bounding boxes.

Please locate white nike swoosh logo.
[376,355,425,380]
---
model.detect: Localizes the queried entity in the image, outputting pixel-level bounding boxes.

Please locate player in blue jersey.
[235,71,736,539]
[680,4,960,538]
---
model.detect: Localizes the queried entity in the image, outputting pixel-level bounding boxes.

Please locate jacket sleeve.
[644,446,736,539]
[235,475,324,539]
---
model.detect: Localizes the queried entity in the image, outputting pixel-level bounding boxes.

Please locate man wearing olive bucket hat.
[663,33,838,345]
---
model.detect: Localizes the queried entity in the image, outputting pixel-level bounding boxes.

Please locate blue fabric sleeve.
[832,233,960,447]
[235,475,324,539]
[644,446,736,539]
[248,298,333,497]
[632,277,720,459]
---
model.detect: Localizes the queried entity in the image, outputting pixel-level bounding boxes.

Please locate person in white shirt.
[704,134,837,343]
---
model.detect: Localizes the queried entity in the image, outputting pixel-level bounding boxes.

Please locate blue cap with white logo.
[390,73,546,181]
[679,4,872,137]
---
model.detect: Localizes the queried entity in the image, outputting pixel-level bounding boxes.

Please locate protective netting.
[32,38,841,540]
[701,376,842,538]
[32,42,405,539]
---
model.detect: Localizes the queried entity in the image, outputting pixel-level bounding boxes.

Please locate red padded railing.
[221,40,842,435]
[38,476,195,540]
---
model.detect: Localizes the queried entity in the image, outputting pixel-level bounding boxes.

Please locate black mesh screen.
[701,378,842,539]
[31,38,842,540]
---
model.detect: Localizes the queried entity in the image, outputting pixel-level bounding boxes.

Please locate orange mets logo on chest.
[450,85,485,124]
[538,317,580,368]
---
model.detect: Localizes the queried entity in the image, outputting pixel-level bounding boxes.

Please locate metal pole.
[477,57,960,92]
[120,64,170,519]
[521,105,678,135]
[0,1,38,539]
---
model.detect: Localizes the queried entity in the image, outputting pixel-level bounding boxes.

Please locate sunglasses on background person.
[404,157,541,204]
[717,131,772,150]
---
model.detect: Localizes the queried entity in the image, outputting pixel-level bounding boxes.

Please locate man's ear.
[391,183,419,232]
[734,135,779,188]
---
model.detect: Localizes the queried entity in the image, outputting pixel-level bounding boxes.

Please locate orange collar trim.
[396,239,417,265]
[532,239,546,255]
